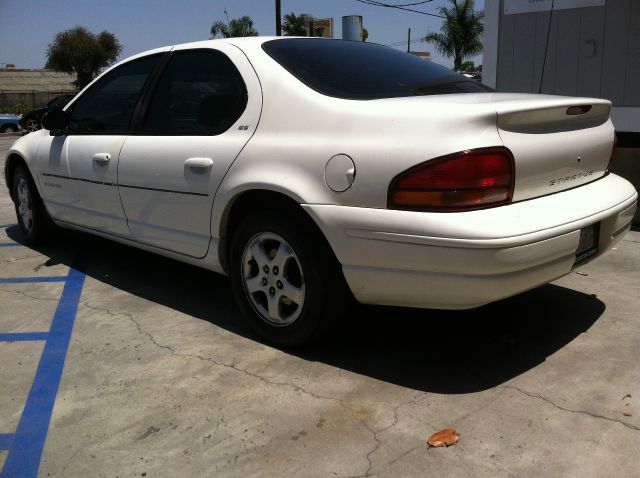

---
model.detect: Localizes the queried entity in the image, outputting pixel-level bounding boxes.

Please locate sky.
[0,0,484,70]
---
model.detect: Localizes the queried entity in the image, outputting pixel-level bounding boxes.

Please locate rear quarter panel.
[211,41,503,238]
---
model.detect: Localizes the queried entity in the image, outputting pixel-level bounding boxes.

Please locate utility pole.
[407,28,411,53]
[275,0,282,36]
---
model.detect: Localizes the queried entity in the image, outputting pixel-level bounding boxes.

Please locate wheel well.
[4,153,28,200]
[218,189,337,273]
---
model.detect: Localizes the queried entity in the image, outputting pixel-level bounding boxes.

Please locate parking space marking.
[0,224,16,229]
[0,434,12,450]
[0,264,86,478]
[0,277,67,284]
[0,333,48,342]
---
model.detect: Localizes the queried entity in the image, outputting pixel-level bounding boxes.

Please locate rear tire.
[12,165,54,245]
[229,209,348,347]
[1,124,18,133]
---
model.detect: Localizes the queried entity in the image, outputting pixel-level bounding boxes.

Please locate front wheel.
[25,118,41,133]
[229,210,348,347]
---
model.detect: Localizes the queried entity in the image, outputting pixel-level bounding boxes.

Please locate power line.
[539,0,555,93]
[365,0,435,6]
[386,37,427,47]
[353,0,445,18]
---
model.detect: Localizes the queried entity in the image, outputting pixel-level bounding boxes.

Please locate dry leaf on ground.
[428,428,460,447]
[623,412,633,417]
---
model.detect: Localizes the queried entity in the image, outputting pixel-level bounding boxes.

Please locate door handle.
[184,157,213,169]
[92,153,111,164]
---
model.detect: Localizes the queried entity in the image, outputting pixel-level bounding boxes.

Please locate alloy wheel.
[241,232,305,326]
[26,119,41,132]
[17,178,33,232]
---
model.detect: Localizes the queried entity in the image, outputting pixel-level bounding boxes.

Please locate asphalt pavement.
[1,135,639,477]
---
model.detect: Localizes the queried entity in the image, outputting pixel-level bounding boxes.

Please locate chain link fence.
[0,90,77,115]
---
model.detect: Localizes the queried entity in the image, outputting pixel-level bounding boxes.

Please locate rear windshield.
[262,38,492,100]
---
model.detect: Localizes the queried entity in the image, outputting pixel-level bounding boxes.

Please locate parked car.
[19,94,75,133]
[5,38,638,346]
[0,113,21,133]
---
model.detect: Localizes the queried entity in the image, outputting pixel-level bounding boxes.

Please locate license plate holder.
[574,223,599,265]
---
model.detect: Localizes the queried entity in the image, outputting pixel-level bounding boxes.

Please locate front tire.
[229,210,348,347]
[12,165,53,245]
[25,118,41,133]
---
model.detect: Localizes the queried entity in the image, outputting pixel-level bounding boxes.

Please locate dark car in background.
[20,94,75,133]
[0,113,21,133]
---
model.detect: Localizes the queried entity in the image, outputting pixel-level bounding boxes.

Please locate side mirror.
[41,109,70,134]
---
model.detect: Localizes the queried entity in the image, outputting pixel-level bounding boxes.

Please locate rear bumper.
[303,174,638,309]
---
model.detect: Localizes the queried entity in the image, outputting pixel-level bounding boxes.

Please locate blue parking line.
[0,224,16,229]
[0,332,48,342]
[0,277,67,284]
[0,434,13,450]
[1,265,86,478]
[0,243,22,247]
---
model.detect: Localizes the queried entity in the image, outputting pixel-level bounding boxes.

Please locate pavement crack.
[385,444,422,468]
[81,299,382,475]
[0,288,59,301]
[500,385,640,431]
[0,253,38,265]
[360,394,428,477]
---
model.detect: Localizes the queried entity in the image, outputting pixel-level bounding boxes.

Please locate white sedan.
[5,37,637,346]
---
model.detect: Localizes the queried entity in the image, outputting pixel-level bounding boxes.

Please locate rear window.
[262,39,492,100]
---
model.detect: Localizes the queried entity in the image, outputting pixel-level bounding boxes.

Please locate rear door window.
[142,49,248,135]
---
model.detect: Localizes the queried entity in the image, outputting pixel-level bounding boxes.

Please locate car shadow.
[6,226,605,394]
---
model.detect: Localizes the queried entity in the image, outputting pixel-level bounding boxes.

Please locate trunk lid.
[490,94,614,201]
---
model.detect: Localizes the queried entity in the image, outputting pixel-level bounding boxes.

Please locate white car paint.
[117,42,262,257]
[6,37,638,312]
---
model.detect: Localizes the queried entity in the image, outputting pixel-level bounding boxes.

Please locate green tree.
[45,26,123,90]
[282,13,326,37]
[461,60,475,71]
[362,27,368,42]
[210,16,258,38]
[425,0,483,70]
[282,12,308,36]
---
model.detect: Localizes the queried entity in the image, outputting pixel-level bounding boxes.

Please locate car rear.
[248,38,639,309]
[309,95,636,309]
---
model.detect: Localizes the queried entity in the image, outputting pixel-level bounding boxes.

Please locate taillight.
[388,147,515,212]
[606,133,617,174]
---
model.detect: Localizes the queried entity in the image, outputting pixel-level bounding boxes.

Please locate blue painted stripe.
[0,276,67,284]
[0,332,48,342]
[0,243,22,247]
[0,434,13,450]
[0,224,16,229]
[1,266,86,478]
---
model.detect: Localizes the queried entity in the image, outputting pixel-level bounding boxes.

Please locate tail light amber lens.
[388,147,515,212]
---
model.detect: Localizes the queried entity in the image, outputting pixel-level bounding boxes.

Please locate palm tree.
[210,16,258,39]
[425,0,483,70]
[282,12,308,36]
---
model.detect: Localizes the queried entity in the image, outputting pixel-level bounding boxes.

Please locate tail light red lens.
[388,147,515,212]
